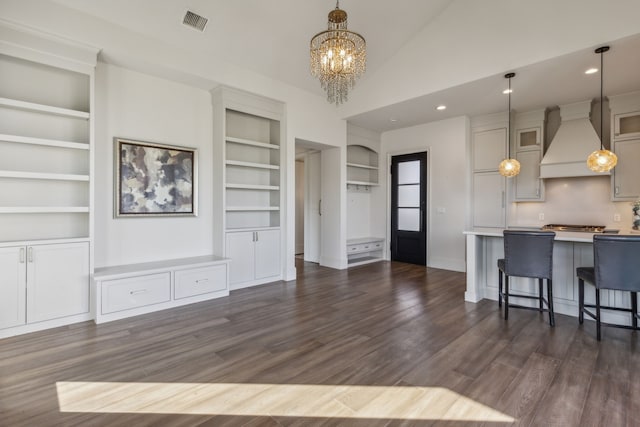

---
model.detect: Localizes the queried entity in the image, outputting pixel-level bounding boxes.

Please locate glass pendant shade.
[587,149,617,172]
[499,158,521,177]
[499,72,520,177]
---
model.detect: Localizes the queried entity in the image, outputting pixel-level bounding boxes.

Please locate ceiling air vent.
[183,10,208,32]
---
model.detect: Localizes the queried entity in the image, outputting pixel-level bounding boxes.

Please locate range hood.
[539,101,609,178]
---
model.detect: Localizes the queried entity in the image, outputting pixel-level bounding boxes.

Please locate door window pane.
[398,160,420,184]
[398,208,420,231]
[398,184,420,207]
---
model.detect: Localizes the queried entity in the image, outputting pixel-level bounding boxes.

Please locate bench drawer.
[101,272,171,314]
[174,265,227,300]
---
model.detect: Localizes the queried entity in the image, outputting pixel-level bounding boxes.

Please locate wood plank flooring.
[1,260,639,426]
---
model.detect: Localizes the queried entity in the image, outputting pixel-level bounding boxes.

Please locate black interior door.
[391,152,427,265]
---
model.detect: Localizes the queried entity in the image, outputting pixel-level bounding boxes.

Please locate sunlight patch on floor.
[56,381,514,422]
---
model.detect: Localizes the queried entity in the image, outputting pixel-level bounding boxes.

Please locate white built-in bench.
[346,237,385,267]
[93,255,229,323]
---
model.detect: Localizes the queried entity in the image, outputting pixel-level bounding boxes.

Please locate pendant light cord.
[600,48,604,150]
[508,76,511,158]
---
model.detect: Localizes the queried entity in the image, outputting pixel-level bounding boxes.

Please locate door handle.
[19,247,25,263]
[28,247,34,263]
[319,199,322,216]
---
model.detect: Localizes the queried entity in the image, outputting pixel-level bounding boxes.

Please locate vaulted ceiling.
[3,0,640,133]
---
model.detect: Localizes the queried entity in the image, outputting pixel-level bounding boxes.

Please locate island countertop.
[464,227,638,243]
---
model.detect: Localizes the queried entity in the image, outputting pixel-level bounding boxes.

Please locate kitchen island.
[464,228,637,326]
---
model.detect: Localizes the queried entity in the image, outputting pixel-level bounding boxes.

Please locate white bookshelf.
[0,21,97,338]
[211,87,285,289]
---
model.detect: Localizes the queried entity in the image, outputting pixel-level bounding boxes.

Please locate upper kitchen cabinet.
[513,110,545,201]
[470,113,507,228]
[609,92,640,201]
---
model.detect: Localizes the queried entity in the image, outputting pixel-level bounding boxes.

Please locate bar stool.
[498,230,556,326]
[577,234,640,341]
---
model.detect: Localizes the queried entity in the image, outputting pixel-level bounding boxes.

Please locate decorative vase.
[633,202,640,230]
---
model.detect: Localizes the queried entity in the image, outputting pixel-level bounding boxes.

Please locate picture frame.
[115,138,198,217]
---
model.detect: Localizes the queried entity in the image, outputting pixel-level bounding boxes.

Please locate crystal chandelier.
[499,73,521,177]
[587,46,617,172]
[310,1,366,105]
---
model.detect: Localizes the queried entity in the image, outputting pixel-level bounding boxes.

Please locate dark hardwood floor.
[1,260,638,426]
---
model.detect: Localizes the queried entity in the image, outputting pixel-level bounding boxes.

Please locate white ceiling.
[34,1,640,133]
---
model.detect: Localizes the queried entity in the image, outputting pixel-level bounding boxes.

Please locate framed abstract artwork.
[115,138,197,217]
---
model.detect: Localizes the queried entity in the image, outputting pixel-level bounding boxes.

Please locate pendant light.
[499,73,521,177]
[587,46,617,172]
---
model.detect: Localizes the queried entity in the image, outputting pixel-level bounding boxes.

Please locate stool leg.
[504,275,509,320]
[632,292,638,329]
[498,270,503,308]
[547,279,555,327]
[538,278,543,312]
[595,289,601,341]
[578,278,584,325]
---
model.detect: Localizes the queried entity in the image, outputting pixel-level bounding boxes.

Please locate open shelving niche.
[346,143,384,266]
[347,144,379,189]
[0,45,94,243]
[224,110,281,230]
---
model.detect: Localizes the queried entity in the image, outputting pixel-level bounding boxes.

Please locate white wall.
[380,116,468,272]
[94,63,214,267]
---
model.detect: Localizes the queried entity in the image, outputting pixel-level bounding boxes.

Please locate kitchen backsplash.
[510,176,634,228]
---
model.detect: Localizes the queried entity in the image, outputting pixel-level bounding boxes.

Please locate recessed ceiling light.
[436,105,447,111]
[585,68,598,74]
[390,118,398,123]
[503,89,513,94]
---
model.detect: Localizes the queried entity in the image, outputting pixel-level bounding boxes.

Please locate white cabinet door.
[612,138,640,200]
[255,230,280,280]
[26,242,89,323]
[473,172,505,228]
[0,246,26,329]
[515,150,542,201]
[473,128,506,171]
[225,231,256,286]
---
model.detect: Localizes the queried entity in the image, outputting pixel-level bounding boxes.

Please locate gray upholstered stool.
[498,230,556,326]
[577,234,640,341]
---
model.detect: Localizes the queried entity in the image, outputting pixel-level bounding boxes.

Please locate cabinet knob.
[615,186,620,195]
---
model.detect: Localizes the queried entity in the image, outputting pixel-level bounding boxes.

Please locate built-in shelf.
[0,171,90,181]
[0,97,90,120]
[226,136,279,150]
[347,180,379,186]
[225,183,280,191]
[226,226,281,232]
[225,160,280,170]
[0,133,89,150]
[0,207,89,213]
[226,206,280,211]
[347,162,378,170]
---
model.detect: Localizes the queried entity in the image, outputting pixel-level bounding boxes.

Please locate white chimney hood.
[539,101,610,178]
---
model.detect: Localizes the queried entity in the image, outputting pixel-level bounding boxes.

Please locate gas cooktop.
[542,224,606,233]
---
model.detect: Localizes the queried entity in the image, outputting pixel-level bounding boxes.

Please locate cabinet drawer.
[101,272,170,314]
[347,241,383,254]
[174,265,227,300]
